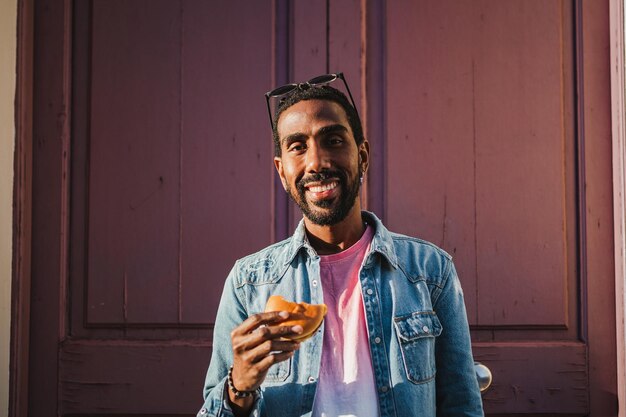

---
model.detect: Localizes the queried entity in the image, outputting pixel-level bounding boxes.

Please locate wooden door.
[25,0,617,415]
[30,0,281,414]
[377,1,616,415]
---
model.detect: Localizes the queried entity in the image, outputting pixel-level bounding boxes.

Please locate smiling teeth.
[308,182,337,193]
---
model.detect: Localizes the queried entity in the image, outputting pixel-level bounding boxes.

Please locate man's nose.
[305,142,331,173]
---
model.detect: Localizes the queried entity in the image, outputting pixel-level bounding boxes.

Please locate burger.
[264,295,327,342]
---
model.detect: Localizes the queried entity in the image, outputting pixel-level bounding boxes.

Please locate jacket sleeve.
[196,262,265,417]
[433,260,485,417]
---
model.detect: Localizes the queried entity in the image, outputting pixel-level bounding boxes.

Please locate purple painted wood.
[10,0,34,416]
[328,0,365,205]
[580,0,619,413]
[23,0,620,415]
[286,0,328,233]
[86,0,275,326]
[471,1,572,327]
[385,0,572,327]
[474,342,588,413]
[364,0,386,219]
[328,0,362,115]
[180,0,274,323]
[386,0,479,324]
[59,340,208,414]
[383,0,586,414]
[66,0,275,413]
[272,0,291,242]
[28,0,72,415]
[88,0,182,324]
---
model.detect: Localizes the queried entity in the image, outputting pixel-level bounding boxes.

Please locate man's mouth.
[303,179,340,201]
[306,181,338,193]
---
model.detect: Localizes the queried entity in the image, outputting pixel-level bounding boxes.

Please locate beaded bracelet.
[227,366,260,399]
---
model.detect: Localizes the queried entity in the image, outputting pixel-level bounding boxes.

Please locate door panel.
[67,0,276,413]
[88,0,183,325]
[386,0,574,328]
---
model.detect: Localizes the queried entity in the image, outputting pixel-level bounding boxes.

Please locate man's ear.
[358,140,370,174]
[274,157,287,190]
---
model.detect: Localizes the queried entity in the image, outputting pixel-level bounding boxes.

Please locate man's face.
[274,99,369,226]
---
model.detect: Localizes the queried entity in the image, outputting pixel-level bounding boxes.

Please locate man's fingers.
[234,311,290,336]
[250,323,303,341]
[244,339,300,363]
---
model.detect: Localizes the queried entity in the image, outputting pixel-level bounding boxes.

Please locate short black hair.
[272,85,364,157]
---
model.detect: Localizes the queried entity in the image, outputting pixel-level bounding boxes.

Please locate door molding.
[9,0,33,416]
[609,0,626,414]
[580,0,619,413]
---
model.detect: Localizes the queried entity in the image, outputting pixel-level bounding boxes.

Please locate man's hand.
[227,311,303,414]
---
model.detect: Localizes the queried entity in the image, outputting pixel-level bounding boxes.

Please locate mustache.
[296,170,346,196]
[297,170,345,189]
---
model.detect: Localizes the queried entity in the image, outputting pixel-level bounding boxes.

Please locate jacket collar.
[284,211,398,269]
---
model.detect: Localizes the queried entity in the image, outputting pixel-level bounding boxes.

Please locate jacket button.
[308,376,316,383]
[366,289,374,295]
[312,279,318,287]
[379,386,389,393]
[199,408,207,415]
[374,336,382,344]
[422,325,430,333]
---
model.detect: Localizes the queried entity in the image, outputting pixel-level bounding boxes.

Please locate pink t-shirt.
[311,225,379,417]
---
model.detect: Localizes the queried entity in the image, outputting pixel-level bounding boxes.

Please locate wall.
[0,0,17,415]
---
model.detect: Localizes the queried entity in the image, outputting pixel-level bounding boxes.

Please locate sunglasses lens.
[308,74,337,85]
[268,84,297,97]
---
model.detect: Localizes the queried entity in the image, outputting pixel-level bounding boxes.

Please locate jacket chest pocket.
[393,311,442,384]
[263,356,292,383]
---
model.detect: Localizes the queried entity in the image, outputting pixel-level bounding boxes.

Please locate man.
[198,73,484,417]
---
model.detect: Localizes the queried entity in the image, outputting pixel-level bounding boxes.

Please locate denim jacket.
[198,211,484,417]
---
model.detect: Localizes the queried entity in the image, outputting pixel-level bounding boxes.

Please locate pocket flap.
[393,311,442,342]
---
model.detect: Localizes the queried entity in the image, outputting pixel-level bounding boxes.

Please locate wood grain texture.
[85,0,275,326]
[475,342,588,414]
[385,0,573,327]
[29,0,72,414]
[59,340,210,414]
[9,0,33,416]
[609,0,626,414]
[22,1,621,415]
[579,0,619,414]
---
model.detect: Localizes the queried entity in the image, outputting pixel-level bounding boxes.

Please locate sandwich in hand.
[264,295,327,342]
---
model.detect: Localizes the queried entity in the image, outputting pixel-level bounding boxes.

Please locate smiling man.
[197,74,484,417]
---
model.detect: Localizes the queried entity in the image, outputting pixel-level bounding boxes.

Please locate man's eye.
[288,143,305,152]
[328,137,343,145]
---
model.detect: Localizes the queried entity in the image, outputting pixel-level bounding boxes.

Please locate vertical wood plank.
[581,0,619,413]
[88,0,182,324]
[609,0,626,412]
[328,0,365,207]
[385,0,478,323]
[286,0,328,232]
[472,0,570,326]
[328,0,362,112]
[180,0,274,323]
[29,0,72,414]
[10,0,33,415]
[291,0,327,80]
[385,0,574,327]
[272,0,291,242]
[364,0,386,218]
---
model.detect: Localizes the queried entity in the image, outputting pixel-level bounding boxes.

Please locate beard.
[285,169,361,226]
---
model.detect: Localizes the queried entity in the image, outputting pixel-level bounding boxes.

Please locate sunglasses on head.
[264,72,359,130]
